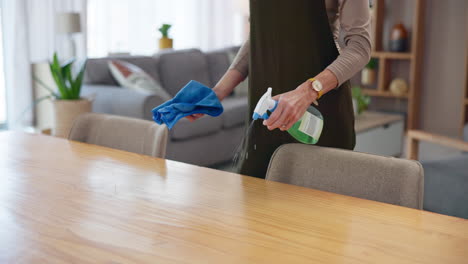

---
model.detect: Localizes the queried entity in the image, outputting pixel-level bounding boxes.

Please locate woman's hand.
[263,81,317,131]
[186,113,204,122]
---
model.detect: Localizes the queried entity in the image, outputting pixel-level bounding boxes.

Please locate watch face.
[313,80,323,92]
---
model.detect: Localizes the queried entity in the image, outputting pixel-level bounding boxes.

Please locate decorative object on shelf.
[35,53,90,138]
[159,24,173,50]
[390,22,408,52]
[56,13,82,59]
[352,86,371,116]
[370,0,424,130]
[389,78,409,96]
[361,58,377,85]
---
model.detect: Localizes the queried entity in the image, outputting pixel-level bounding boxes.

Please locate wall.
[420,0,467,137]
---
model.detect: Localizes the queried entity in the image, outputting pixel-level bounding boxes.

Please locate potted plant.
[159,24,173,49]
[352,86,371,116]
[361,58,377,85]
[36,53,89,137]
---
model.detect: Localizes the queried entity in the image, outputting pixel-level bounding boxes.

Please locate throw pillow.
[108,60,171,100]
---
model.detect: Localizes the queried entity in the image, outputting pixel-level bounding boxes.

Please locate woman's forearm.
[314,69,339,95]
[213,69,246,101]
[326,0,371,86]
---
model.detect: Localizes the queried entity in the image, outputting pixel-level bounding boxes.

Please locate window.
[0,10,6,127]
[87,0,243,57]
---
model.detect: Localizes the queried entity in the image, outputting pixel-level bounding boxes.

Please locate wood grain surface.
[1,132,467,264]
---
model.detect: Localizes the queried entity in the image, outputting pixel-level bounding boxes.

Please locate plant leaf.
[49,63,69,99]
[32,74,60,99]
[52,53,61,72]
[64,63,74,97]
[159,24,172,38]
[72,60,87,99]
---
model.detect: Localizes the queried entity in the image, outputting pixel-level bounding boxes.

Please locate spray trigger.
[252,88,278,120]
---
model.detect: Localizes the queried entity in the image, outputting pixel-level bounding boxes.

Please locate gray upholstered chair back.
[69,113,168,158]
[266,144,424,209]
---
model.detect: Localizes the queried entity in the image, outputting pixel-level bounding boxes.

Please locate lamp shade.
[56,13,81,34]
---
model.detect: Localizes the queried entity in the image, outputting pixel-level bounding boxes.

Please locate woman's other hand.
[186,113,204,122]
[263,80,317,131]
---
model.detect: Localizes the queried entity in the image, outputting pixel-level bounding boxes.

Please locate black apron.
[239,0,356,178]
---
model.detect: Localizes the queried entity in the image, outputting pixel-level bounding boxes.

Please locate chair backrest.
[266,144,424,209]
[69,113,168,158]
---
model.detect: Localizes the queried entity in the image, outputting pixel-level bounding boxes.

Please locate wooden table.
[1,132,467,263]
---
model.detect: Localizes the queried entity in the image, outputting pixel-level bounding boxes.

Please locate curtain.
[87,0,245,57]
[27,0,88,62]
[0,0,87,128]
[1,0,33,128]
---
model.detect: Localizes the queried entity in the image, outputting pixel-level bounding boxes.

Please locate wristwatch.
[308,78,323,99]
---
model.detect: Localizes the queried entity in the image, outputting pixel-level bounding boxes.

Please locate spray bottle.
[253,88,324,144]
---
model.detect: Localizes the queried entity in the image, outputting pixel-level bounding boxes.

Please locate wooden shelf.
[365,0,425,130]
[362,89,409,99]
[371,52,413,60]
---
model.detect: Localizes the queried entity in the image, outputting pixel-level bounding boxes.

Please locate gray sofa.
[421,126,468,219]
[82,47,247,166]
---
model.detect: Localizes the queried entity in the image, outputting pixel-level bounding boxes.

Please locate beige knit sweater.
[230,0,372,86]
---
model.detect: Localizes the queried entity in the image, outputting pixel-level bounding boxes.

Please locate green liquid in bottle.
[287,106,324,144]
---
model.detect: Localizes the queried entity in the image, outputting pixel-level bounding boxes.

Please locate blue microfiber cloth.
[152,80,223,129]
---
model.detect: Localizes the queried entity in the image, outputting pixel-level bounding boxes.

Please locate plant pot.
[52,99,92,138]
[159,37,173,49]
[361,68,376,86]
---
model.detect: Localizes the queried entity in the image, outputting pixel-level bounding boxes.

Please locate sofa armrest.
[81,85,167,121]
[407,130,468,160]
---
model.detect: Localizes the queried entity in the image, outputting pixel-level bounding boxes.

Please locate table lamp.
[56,12,81,58]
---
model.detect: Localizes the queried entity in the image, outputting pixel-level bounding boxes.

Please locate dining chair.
[266,144,424,209]
[69,113,168,158]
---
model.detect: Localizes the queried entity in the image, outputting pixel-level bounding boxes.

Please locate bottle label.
[298,111,323,139]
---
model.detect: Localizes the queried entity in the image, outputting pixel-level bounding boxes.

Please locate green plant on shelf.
[365,58,378,70]
[159,24,172,38]
[352,86,371,115]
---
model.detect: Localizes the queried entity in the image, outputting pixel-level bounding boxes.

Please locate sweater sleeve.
[229,38,250,78]
[326,0,372,86]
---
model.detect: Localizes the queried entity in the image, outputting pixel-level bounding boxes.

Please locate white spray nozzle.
[252,87,278,120]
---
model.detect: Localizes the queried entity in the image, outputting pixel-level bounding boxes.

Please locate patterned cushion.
[84,56,161,86]
[108,60,171,101]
